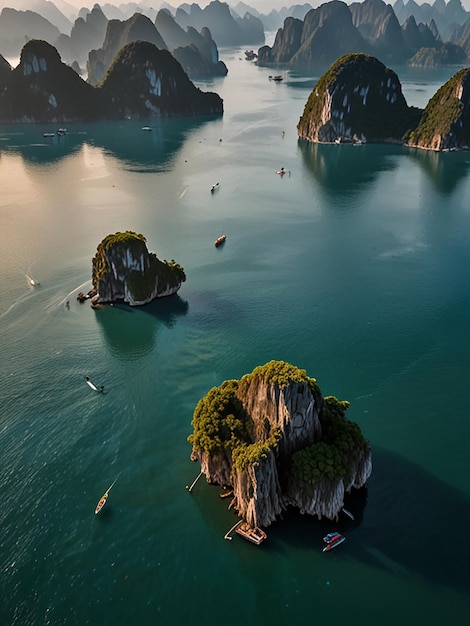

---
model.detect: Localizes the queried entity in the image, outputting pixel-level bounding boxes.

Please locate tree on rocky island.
[91,230,186,306]
[188,360,372,529]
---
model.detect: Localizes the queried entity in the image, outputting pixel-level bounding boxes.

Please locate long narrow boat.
[85,376,104,393]
[95,474,120,514]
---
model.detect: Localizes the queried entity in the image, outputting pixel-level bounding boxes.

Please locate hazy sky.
[3,0,469,16]
[59,0,470,13]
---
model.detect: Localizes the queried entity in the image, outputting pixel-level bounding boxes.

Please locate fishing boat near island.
[95,474,120,514]
[235,521,267,545]
[322,532,346,552]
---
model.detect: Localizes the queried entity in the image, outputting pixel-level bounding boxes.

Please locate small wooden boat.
[235,521,267,545]
[322,532,345,552]
[95,474,120,514]
[215,234,226,247]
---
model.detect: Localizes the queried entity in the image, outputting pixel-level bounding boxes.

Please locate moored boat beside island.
[235,521,267,545]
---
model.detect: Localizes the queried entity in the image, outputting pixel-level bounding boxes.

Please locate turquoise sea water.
[1,51,470,625]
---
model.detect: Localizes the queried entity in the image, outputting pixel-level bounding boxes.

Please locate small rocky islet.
[87,231,185,307]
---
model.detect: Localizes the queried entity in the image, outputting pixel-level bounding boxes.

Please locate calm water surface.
[1,50,470,625]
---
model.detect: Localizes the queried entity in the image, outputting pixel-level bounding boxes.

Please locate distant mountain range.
[0,1,265,67]
[0,1,469,83]
[257,0,470,70]
[87,10,227,85]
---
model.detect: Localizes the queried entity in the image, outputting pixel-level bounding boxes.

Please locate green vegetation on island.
[238,359,320,395]
[189,379,250,455]
[407,67,470,149]
[291,395,368,484]
[189,360,367,482]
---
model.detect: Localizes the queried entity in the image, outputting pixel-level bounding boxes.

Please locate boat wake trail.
[178,185,189,199]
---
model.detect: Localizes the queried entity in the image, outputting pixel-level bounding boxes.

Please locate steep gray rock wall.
[232,451,284,528]
[237,378,323,463]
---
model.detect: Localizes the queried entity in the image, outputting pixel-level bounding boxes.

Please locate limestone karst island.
[188,360,372,541]
[297,52,470,151]
[85,231,185,307]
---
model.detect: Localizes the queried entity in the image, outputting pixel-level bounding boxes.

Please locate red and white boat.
[322,532,345,552]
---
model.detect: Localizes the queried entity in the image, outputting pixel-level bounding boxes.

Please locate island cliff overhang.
[91,231,186,306]
[188,361,372,529]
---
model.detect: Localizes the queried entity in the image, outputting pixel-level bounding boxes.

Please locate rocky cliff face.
[92,231,186,306]
[0,39,223,123]
[55,4,108,67]
[0,53,12,91]
[297,53,421,144]
[257,0,459,70]
[87,12,168,85]
[175,0,264,46]
[0,7,61,58]
[257,16,304,64]
[407,67,470,150]
[0,39,100,123]
[189,361,372,529]
[97,40,223,118]
[155,12,228,79]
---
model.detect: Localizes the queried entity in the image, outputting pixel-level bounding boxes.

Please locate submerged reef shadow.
[405,147,470,195]
[274,446,470,592]
[298,140,403,199]
[94,294,188,359]
[191,445,470,593]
